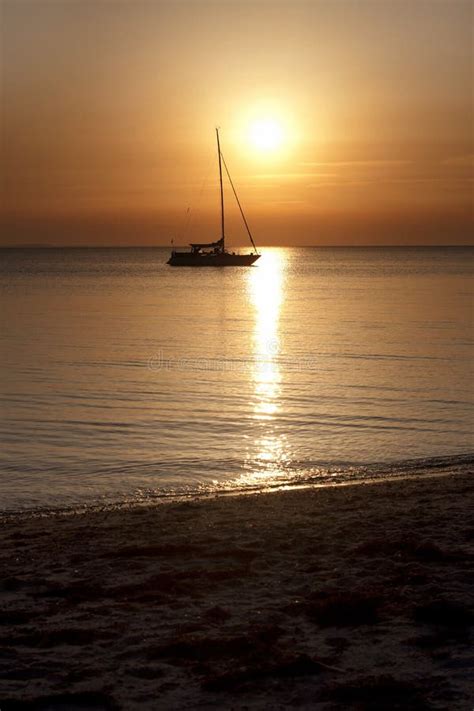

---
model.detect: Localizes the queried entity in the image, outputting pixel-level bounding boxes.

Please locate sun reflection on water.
[242,249,291,486]
[250,249,283,410]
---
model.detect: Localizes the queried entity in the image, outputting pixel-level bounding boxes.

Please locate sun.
[248,118,284,152]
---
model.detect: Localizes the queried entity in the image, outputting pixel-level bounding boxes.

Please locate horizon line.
[1,244,473,249]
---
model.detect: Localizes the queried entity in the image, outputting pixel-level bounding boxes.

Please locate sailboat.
[167,129,260,266]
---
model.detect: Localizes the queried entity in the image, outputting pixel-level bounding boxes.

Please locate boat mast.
[216,128,225,250]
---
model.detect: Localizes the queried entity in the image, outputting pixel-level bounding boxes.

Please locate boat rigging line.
[219,149,259,255]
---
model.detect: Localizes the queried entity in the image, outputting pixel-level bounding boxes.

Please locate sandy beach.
[1,469,473,710]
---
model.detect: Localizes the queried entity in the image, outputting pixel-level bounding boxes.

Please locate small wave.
[1,453,471,520]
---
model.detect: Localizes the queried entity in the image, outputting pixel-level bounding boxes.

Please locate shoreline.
[1,455,472,522]
[1,469,473,709]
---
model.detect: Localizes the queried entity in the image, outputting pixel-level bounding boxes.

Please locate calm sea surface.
[0,247,472,510]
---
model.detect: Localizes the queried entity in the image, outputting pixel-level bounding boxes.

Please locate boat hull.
[167,252,260,267]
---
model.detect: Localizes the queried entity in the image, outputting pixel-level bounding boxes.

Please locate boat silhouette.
[167,129,260,267]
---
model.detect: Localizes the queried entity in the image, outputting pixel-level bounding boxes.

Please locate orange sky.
[1,0,472,246]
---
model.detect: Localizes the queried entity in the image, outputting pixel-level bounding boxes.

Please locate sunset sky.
[1,0,472,246]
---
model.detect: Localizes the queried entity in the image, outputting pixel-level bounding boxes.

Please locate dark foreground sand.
[1,470,473,710]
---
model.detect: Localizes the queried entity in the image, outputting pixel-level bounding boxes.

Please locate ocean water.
[0,246,472,511]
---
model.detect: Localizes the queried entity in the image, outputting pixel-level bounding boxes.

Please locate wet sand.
[1,469,473,710]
